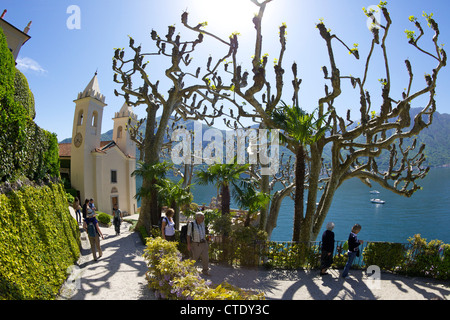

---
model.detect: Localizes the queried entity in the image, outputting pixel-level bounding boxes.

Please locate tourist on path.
[161,208,176,241]
[187,212,210,276]
[320,221,335,276]
[113,204,123,236]
[82,198,89,220]
[72,197,82,224]
[83,208,104,261]
[342,223,363,278]
[89,198,96,211]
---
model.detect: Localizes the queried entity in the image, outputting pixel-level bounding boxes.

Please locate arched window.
[77,109,84,126]
[91,111,98,128]
[117,126,123,139]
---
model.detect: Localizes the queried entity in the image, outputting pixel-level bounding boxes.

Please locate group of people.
[320,222,364,279]
[159,208,364,278]
[160,209,210,276]
[72,197,123,261]
[73,198,361,277]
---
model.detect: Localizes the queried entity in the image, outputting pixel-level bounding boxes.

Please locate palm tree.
[132,161,171,228]
[196,162,250,216]
[271,101,328,242]
[155,178,193,229]
[232,179,270,227]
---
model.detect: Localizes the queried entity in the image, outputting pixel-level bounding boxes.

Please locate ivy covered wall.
[0,183,80,299]
[0,26,59,183]
[0,26,80,299]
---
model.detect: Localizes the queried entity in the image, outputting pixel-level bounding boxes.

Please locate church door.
[111,196,118,212]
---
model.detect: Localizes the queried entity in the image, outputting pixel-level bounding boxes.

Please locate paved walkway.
[61,209,450,300]
[59,211,154,300]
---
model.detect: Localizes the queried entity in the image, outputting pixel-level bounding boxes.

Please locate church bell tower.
[70,73,107,201]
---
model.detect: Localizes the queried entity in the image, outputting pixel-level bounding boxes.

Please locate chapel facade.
[64,73,138,215]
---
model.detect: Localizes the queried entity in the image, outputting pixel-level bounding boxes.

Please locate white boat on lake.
[371,198,385,204]
[370,190,380,194]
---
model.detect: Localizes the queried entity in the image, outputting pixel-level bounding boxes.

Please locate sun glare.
[190,0,257,37]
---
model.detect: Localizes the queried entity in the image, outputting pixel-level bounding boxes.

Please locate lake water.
[139,167,450,244]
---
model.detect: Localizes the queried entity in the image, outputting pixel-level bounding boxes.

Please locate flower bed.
[142,237,264,300]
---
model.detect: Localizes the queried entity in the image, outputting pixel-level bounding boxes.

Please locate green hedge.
[401,235,450,280]
[14,69,35,120]
[206,236,450,280]
[0,26,59,183]
[0,183,81,299]
[363,242,408,271]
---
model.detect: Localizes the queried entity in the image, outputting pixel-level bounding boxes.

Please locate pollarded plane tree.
[181,0,291,235]
[112,21,239,232]
[310,5,447,242]
[181,1,446,243]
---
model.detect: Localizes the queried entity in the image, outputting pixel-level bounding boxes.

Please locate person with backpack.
[83,208,104,261]
[161,208,176,241]
[112,204,123,236]
[187,212,210,276]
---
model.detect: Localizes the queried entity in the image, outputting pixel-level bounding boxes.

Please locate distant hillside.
[59,108,450,168]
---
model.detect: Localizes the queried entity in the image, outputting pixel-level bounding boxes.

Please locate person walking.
[161,208,176,241]
[73,197,82,224]
[187,212,210,276]
[112,204,123,236]
[342,223,363,279]
[320,221,335,276]
[83,208,104,261]
[82,199,89,220]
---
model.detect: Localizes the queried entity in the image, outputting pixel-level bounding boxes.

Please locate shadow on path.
[60,221,154,300]
[208,265,450,300]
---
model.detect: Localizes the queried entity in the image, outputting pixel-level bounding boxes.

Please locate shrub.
[363,242,407,271]
[14,68,35,119]
[97,211,111,225]
[231,226,267,267]
[0,183,80,299]
[401,234,450,280]
[65,192,75,204]
[143,237,264,300]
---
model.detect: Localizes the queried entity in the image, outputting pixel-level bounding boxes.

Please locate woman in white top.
[162,208,176,241]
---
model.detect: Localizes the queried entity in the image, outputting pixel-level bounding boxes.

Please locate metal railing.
[207,238,417,270]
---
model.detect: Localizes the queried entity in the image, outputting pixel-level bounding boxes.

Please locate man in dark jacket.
[342,224,363,278]
[320,222,335,275]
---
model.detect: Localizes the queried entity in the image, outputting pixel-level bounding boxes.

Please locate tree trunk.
[221,183,230,216]
[299,141,322,243]
[265,183,294,239]
[258,169,270,231]
[135,104,171,235]
[171,200,180,230]
[292,145,305,242]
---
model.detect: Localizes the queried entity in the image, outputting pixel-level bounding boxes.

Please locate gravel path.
[61,208,450,300]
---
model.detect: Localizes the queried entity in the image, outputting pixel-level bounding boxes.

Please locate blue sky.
[2,0,449,141]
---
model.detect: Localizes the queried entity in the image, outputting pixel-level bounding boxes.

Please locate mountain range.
[60,108,450,168]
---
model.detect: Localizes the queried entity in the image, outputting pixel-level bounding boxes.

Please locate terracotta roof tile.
[58,143,71,157]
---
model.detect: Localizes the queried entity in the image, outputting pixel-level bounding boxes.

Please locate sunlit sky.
[2,0,449,141]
